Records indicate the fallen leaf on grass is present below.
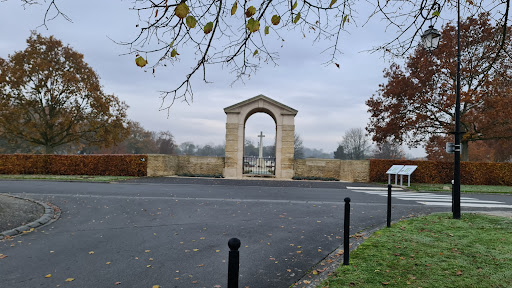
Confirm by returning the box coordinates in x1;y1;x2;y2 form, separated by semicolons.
456;270;463;276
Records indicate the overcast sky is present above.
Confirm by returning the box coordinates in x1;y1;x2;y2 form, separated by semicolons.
1;1;428;157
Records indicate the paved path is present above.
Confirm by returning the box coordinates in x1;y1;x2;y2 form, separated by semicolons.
1;178;510;288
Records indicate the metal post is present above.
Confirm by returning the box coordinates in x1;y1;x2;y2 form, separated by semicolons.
453;0;462;219
343;197;351;265
451;179;454;213
228;238;241;288
387;184;392;228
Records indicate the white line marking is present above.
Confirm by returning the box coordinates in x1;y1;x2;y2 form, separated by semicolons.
397;198;503;203
14;193;346;205
347;187;403;191
418;202;512;208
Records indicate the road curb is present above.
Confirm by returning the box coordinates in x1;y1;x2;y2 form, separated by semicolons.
0;194;61;240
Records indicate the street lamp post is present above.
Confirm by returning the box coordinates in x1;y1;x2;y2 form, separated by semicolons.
453;0;462;219
420;0;461;219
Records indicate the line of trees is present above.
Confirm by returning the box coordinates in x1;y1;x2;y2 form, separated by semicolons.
333;128;405;160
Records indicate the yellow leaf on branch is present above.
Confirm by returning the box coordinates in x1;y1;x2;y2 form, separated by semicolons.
231;2;237;15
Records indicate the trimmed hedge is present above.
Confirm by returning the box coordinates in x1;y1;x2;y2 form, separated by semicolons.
0;154;147;176
370;159;512;186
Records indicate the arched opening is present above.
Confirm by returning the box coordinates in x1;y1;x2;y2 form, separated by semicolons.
243;110;277;176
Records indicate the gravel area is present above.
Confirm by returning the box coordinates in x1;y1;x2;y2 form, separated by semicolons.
0;194;44;232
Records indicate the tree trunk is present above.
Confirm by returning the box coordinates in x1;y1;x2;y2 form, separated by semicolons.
45;145;54;154
461;141;469;161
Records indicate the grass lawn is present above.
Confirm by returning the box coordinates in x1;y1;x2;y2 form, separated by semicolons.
0;174;137;182
321;213;512;288
407;183;512;194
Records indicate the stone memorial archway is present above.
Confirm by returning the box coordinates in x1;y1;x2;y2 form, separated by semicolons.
223;95;298;179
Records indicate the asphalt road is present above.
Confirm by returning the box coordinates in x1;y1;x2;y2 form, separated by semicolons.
1;178;511;288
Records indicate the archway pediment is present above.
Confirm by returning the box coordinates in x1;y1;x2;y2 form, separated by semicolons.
224;94;298;116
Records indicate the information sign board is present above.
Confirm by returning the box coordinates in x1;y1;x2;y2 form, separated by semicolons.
386;165;404;185
386;165;404;174
397;165;418;187
398;165;417;176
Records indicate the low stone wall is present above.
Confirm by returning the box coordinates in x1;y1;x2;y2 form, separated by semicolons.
147;155;224;177
147;154;370;182
294;159;370;182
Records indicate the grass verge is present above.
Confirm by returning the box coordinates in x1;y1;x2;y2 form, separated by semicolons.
0;174;137;182
407;183;512;194
321;213;512;288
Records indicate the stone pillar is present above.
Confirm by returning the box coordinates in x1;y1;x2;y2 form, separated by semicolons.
279;116;295;178
224;114;240;178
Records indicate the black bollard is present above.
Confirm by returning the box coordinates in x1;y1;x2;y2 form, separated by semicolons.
228;238;241;288
387;184;392;228
343;197;351;265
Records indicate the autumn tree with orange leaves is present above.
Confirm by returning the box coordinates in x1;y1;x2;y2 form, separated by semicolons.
0;33;130;154
366;14;512;162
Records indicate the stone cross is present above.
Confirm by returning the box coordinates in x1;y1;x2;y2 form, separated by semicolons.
257;131;265;159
